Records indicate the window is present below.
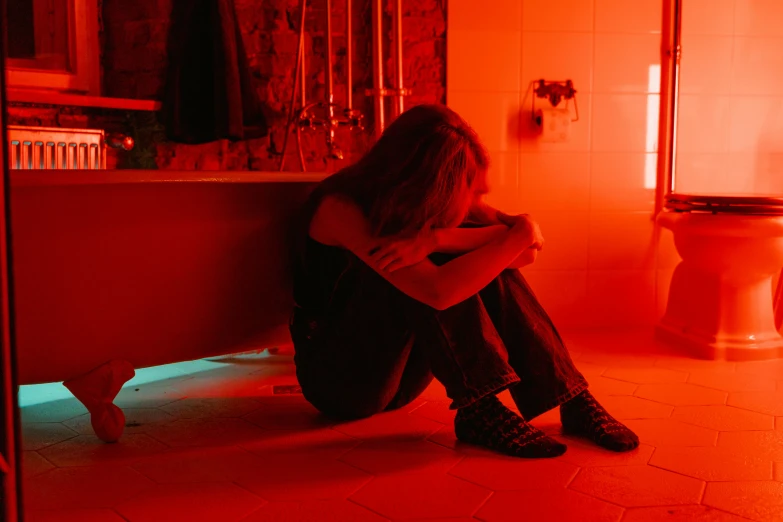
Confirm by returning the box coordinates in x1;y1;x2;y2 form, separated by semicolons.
5;0;100;95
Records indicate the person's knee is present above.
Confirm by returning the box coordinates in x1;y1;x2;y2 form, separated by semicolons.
302;386;389;421
327;397;388;421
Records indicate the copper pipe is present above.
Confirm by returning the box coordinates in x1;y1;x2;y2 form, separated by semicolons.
345;0;353;111
300;46;306;110
325;0;335;120
392;0;404;119
300;2;307;110
654;0;681;218
279;0;308;172
371;0;385;138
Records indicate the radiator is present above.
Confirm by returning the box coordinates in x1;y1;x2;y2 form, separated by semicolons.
7;125;106;170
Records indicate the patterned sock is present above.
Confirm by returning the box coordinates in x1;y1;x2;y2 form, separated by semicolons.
560;389;639;452
454;394;566;458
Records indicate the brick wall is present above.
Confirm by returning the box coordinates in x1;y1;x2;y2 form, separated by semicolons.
7;0;446;170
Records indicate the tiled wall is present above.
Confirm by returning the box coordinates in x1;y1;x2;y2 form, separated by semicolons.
676;0;783;196
447;0;678;328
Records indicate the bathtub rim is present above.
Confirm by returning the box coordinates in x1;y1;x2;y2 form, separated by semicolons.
10;170;330;187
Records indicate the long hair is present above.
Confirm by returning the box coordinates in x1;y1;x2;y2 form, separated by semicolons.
303;104;489;239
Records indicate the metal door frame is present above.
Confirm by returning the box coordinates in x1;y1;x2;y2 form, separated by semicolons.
0;0;25;517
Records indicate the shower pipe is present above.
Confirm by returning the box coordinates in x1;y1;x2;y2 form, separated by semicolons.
368;0;409;137
654;0;682;218
279;0;408;171
278;0;308;172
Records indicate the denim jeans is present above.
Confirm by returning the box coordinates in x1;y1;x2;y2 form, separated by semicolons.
290;251;589;421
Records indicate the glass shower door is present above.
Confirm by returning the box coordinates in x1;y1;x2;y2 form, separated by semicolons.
673;1;783;198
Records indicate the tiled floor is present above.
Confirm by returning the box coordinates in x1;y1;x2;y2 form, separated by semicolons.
19;330;783;521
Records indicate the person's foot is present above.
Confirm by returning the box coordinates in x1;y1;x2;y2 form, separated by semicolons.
455;394;566;458
560;389;639;452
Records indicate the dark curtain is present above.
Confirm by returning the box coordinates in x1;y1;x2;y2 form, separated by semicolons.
163;0;268;144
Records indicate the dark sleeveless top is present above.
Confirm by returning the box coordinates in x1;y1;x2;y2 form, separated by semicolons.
292;236;353;314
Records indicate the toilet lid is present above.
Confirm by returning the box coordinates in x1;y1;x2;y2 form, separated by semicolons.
665;193;783;215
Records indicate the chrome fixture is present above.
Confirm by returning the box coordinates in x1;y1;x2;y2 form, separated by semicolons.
366;0;410;138
279;0;365;172
279;0;409;171
531;79;580;123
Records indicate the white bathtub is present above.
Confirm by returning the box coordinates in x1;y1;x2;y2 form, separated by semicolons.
11;170;325;386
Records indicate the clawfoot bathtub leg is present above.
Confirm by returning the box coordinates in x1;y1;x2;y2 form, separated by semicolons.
62;360;136;443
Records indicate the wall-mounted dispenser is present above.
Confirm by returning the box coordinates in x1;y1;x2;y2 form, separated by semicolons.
531;79;579;143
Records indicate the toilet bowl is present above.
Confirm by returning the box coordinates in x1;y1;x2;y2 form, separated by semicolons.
657;193;783;361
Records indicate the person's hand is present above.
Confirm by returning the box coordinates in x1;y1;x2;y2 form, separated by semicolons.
369;231;437;272
509;214;544;251
508;244;539;269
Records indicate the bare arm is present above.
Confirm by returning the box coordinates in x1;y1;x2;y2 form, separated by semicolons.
312;195;536;310
433;225;539;269
432;225;509;254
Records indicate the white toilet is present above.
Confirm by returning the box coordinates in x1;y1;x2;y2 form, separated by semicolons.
657;193;783;361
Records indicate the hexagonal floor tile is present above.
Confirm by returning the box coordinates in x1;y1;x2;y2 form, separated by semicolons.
586;376;638;396
672;405;774;431
234;457;373;501
24;466;154;510
649;446;772;481
144;417;267;447
21;398;88;423
25;508;127;522
592;396;673;420
602;367;688;385
474;489;624;522
734;359;783;380
38;434;169;468
114;384;185;409
633;383;727;406
239;500;389;522
171;372;272;399
569;465;704;507
621;505;751;522
727;391;783;417
130;446;268;483
426;426;495;457
242;396;336;431
528;407;565;436
418;380;449;401
558;439;655;467
409;400;455;425
63;408;176;436
22;422;79;451
653;356;736;373
703;481;783;521
349;472;491;519
331;409;443;440
115;482;265;522
448;455;578;491
716;430;783;461
240;427;361;461
621;418;718;447
160;397;263;419
687;368;776;392
574;362;610;377
23;451;55;479
339;438;462;475
577;353;654;369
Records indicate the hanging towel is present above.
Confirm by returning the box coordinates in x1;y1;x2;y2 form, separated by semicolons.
163;0;268;144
